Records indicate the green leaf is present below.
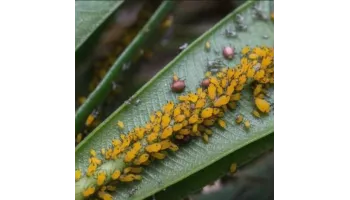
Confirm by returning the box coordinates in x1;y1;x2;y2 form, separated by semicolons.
75;0;124;51
75;1;273;200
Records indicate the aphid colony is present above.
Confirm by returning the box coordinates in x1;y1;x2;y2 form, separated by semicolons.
76;45;274;200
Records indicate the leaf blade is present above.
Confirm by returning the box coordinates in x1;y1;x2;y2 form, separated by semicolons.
75;1;124;51
75;1;273;200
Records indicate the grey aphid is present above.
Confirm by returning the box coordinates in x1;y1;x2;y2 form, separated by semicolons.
122;62;131;71
112;81;118;90
225;28;237;38
235;14;244;23
134;99;141;105
179;43;188;51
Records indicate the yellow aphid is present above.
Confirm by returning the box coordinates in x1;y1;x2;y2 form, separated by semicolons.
175;114;186;123
119;174;135;182
134;175;142;180
178;95;189;101
221;78;228;88
205;71;212;77
160;139;172;150
156;111;163;118
227;68;235;79
83;186;95;197
214;95;230;107
175;134;184;139
208;83;216;100
255;98;270;113
145;143;162;153
252;110;260;118
203;119;215;126
106;185;117;192
234;69;242;79
235;115;243;124
75;169;81;181
271;12;274;21
228;102;237;109
241;46;250;55
145;123;152;131
257;93;265;99
173;106;182;117
179;129;191;135
111;170;121;180
235;84;244;91
197;87;203;95
147;132;158;143
191;124;197;133
78;96;86;105
253;47;266;57
134;153;149;165
226;83;235;96
196;98;206;108
124;150;137;162
163;101;174;114
182;120;189;127
101;148;106;155
218;111;225;118
247;68;255;78
201;107;213;119
153;124;161;133
213;108;221;115
161;114;171;129
221;67;228;73
169;143;179;151
161;126;173;139
141;160;151;166
205;41;210;50
249;53;258;59
254;69;265;80
261;57;272;69
210;77;220;86
204;129;213;135
135;128;145;139
244;120;250;129
230;163;237;173
189;114;199;124
85;114;95;127
188;93;199;103
89;157;102;165
97;172;106;186
216;72;224;78
254;84;262;96
90;149;97;157
128;167;143;174
217;86;224;96
202;133;209;143
173;73;179;82
230;93;241;101
217;119;226;128
76;133;83;143
150;113;156;122
173;123;183;131
117;120;124;129
152;152;167;160
98;192;113;200
105;149;112;160
184;108;191;117
132;141;142;152
239;75;247;85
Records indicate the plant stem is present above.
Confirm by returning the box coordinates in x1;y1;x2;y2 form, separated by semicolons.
75;1;177;133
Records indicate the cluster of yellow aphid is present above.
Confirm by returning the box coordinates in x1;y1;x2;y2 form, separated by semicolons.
75;45;273;200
